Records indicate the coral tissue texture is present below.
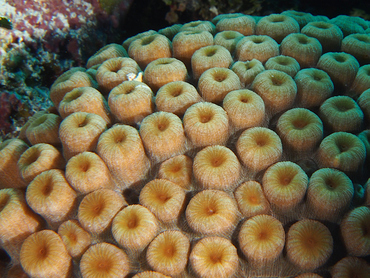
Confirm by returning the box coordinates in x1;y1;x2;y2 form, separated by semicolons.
1;10;370;278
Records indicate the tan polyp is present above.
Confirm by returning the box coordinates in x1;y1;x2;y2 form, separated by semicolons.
128;33;172;69
97;124;150;189
183;102;229;147
139;179;186;223
26;113;62;146
216;14;256;35
252;69;297;115
223;89;265;130
139;111;186;162
96;57;141;93
20;230;72;278
155;81;201;117
198;67;241;104
280;33;322;68
59;86;111;124
236;35;279;63
256;14;300;43
17;143;65;183
26;169;77;229
0;139;28;189
231;59;265;87
86;43;128;68
59;112;108;160
65;151;114;194
143;57;188;92
108;81;154;125
78;189;127;234
191;45;233;80
172;30;214;67
0;188;42;263
50;68;96;108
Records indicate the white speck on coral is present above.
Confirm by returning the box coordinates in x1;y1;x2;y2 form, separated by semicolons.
127;72;136;81
127;72;144;82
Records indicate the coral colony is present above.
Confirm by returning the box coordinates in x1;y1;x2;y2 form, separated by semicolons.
1;6;370;278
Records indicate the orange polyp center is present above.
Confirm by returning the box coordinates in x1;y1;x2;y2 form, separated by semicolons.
210;155;225;167
199;111;213;123
97;260;112;273
210;252;223;264
114;133;126;144
293;119;308;130
42;181;53;196
304;235;317;249
248;195;259;205
109;63;121;73
127;215;138;229
205;206;216;216
125;86;136;95
280;175;293;186
169;163;182;173
159;60;172;65
157;119;169;132
258;230;268;241
68;232;78;243
171;88;183;97
255;137;267;147
79;160;90;172
214;72;227;82
240;95;250;103
92;202;104;216
38;245;48;259
164;245;175;257
157;193;170;203
78;117;89;128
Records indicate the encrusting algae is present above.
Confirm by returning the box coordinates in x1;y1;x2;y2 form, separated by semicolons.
1;9;370;278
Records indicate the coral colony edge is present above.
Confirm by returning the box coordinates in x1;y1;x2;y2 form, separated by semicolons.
1;9;370;278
